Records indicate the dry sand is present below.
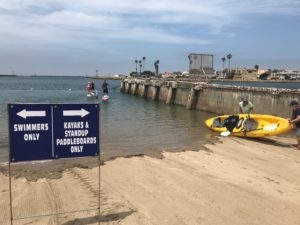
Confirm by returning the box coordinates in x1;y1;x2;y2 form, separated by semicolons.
0;136;300;225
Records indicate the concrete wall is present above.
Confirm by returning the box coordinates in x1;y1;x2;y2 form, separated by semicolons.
138;84;143;96
147;86;155;98
174;88;189;106
158;86;169;101
195;85;299;117
121;79;300;118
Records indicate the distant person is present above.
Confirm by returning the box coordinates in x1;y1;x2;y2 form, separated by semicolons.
289;100;300;150
87;81;95;93
239;98;253;114
102;80;109;95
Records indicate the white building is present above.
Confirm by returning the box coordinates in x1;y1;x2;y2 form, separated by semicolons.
272;70;300;80
188;53;214;76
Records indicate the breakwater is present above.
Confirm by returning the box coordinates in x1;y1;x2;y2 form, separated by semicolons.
121;78;300;118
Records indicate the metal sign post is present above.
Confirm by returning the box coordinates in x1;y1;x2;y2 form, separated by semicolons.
98;147;101;225
8;161;13;225
7;103;100;224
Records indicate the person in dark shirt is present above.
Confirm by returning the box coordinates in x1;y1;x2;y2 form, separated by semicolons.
102;80;109;95
86;81;95;93
289;100;300;149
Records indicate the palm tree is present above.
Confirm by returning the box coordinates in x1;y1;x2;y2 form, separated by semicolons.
226;54;232;76
134;60;138;74
139;60;142;75
154;60;159;77
254;64;259;71
96;69;98;77
142;56;146;72
221;57;226;72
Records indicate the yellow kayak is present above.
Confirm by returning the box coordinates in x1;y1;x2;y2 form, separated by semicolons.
205;114;292;137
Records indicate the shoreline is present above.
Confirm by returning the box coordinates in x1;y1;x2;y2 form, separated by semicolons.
0;134;295;180
0;141;209;167
0;136;219;181
3;75;300;83
0;136;300;224
210;79;300;83
121;76;300;84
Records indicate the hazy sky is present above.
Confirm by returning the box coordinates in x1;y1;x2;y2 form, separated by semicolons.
0;0;299;76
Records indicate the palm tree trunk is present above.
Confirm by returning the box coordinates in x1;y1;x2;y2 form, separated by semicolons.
228;60;231;77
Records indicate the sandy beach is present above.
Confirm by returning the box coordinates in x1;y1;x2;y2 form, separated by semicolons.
0;136;300;225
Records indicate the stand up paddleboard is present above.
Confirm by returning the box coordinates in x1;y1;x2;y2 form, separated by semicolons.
102;95;110;101
86;90;98;98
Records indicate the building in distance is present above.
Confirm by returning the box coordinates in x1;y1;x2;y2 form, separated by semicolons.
188;53;214;76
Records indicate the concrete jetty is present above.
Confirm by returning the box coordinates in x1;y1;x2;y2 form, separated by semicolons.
121;78;300;118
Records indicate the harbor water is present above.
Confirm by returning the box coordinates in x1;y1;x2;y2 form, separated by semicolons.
0;76;214;162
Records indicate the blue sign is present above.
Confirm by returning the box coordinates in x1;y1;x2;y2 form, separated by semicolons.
53;104;99;159
8;104;100;163
8;104;53;162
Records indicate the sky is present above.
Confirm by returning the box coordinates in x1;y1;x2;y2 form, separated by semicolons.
0;0;299;76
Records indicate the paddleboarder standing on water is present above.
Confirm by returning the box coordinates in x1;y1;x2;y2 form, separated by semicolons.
102;80;109;95
239;97;254;114
289;100;300;150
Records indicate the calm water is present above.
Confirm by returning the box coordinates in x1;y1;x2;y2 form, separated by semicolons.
212;81;300;89
0;76;214;162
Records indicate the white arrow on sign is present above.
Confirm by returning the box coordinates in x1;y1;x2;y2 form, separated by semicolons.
63;108;90;118
17;109;46;119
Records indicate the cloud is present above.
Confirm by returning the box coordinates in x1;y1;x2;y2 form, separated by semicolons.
0;0;299;47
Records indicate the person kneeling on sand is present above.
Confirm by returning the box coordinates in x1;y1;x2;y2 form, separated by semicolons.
289;100;300;150
239;98;253;114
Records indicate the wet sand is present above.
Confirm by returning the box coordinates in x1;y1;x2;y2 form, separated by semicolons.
0;136;300;225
